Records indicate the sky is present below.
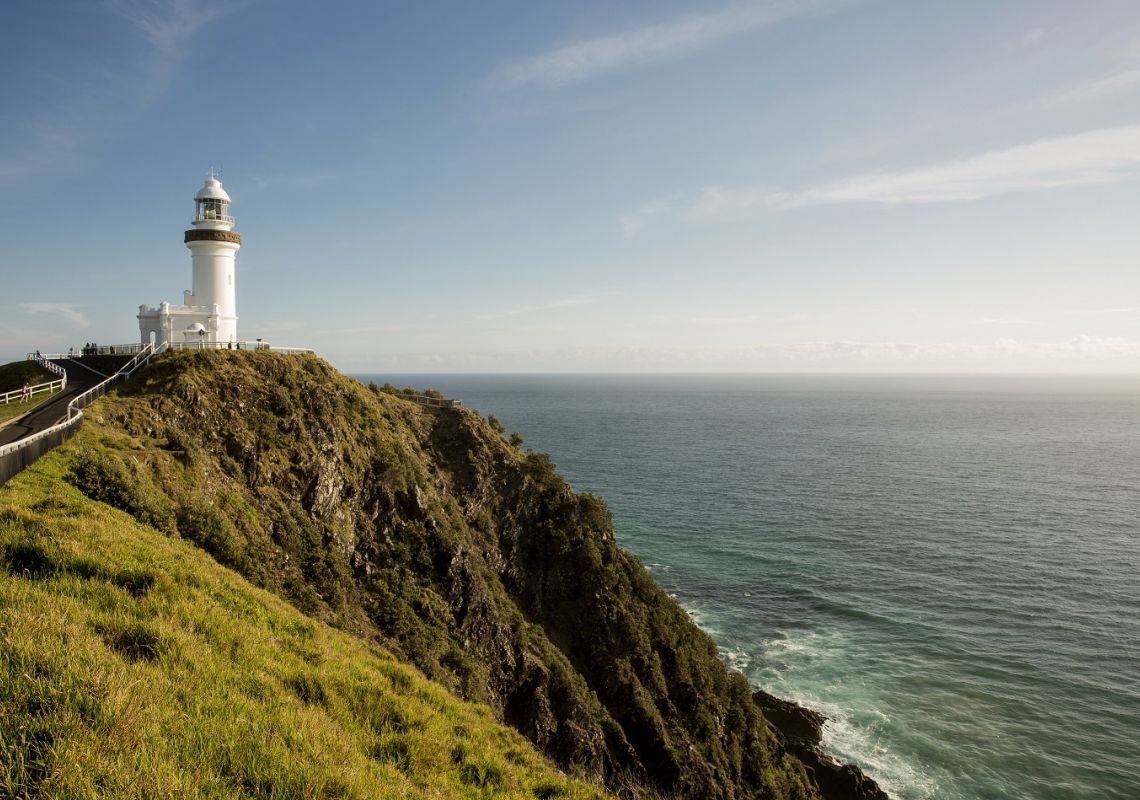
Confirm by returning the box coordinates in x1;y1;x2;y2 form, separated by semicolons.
2;0;1140;373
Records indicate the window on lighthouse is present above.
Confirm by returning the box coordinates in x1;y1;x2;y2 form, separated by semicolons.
196;199;230;222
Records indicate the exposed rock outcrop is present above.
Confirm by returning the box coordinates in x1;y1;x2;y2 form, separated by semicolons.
754;691;889;800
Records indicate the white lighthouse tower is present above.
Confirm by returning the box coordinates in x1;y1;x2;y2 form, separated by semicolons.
138;171;242;346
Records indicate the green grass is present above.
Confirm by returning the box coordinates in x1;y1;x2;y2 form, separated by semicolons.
0;360;56;395
0;396;50;426
0;457;610;799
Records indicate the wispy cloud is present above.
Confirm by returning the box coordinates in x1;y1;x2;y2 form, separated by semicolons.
475;296;596;322
974;317;1030;325
2;2;232;186
623;123;1140;232
106;0;231;56
491;0;837;89
21;302;89;327
1029;66;1140;110
620;193;684;238
787;124;1140;206
691;314;765;326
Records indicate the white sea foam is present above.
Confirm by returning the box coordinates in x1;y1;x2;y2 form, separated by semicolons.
718;646;753;672
754;631;941;800
821;711;942;800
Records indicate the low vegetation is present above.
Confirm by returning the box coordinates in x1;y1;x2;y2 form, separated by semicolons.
1;350;821;799
0;460;608;799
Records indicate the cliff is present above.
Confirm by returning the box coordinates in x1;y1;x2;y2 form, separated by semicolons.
3;351;880;798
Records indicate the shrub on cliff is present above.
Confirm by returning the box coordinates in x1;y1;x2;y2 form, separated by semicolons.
68;450;176;533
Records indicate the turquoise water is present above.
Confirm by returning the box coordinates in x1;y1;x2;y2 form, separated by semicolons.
361;374;1140;799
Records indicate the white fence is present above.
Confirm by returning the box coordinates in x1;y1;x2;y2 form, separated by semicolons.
160;340;313;353
31;341;316;358
30;343;148;359
0;344;156;486
1;379;65;406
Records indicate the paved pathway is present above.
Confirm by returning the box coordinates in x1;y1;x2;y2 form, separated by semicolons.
0;360;103;447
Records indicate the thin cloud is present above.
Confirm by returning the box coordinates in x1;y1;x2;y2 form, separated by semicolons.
475;296;596;322
1029;66;1140;110
3;2;232;186
106;0;231;55
623;123;1140;232
620;193;684;238
21;302;89;327
691;314;764;326
786;124;1140;206
975;318;1030;325
491;0;837;89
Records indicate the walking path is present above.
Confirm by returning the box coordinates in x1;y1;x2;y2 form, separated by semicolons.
0;360;103;447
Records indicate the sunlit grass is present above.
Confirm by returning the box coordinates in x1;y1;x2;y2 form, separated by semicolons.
0;458;609;799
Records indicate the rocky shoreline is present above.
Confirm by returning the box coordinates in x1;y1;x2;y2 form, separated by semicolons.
753;690;891;800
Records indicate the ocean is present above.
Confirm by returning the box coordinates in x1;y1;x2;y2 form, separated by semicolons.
358;374;1140;800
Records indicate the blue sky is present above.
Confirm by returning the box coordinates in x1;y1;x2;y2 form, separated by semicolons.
3;0;1140;372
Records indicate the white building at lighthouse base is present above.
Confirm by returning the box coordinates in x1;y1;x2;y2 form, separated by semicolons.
137;299;232;347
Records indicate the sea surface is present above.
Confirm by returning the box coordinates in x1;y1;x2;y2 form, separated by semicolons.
359;374;1140;800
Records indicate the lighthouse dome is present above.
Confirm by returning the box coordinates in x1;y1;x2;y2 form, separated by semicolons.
195;177;231;202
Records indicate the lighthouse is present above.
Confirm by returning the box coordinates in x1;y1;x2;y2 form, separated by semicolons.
138;172;242;346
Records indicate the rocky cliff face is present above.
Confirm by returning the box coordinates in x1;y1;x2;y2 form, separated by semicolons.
68;351;875;799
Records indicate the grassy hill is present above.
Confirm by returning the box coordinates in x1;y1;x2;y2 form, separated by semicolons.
0;457;609;799
1;351;824;799
0;361;56;395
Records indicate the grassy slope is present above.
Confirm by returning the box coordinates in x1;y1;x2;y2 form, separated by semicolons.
0;458;609;799
5;351;819;800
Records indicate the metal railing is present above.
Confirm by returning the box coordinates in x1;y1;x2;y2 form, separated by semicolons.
159;340;315;353
121;341;169;378
31;343;148;359
376;387;464;409
31;341;315;358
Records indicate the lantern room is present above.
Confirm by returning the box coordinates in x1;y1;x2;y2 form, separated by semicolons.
193;173;233;228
